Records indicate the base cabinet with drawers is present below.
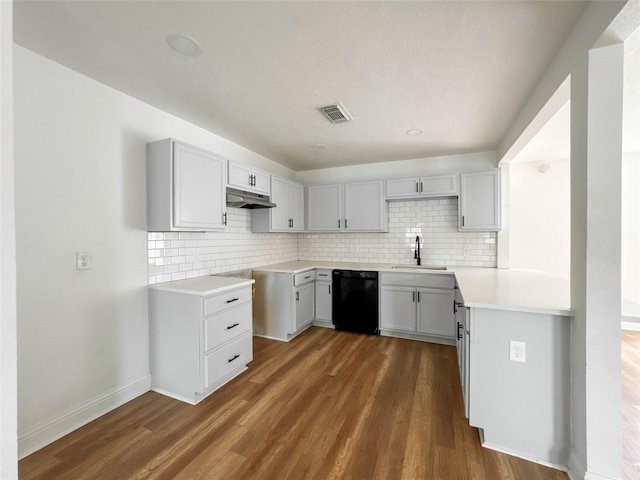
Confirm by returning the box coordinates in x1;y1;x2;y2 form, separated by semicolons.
149;281;254;404
379;272;456;344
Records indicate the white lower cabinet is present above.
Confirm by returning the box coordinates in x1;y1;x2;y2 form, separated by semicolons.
314;269;333;327
149;283;253;404
295;282;315;331
454;288;470;418
379;272;455;343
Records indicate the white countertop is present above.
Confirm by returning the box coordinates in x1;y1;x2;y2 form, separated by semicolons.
149;275;255;296
253;261;571;316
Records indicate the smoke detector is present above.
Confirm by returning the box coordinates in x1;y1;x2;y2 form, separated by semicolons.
318;102;353;124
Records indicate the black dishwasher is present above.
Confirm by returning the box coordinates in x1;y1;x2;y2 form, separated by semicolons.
332;270;379;335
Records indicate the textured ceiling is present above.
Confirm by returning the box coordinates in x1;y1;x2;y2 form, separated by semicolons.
13;1;590;171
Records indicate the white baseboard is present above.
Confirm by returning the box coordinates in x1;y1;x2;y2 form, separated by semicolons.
621;317;640;331
18;374;151;459
481;440;567;472
567;452;587;480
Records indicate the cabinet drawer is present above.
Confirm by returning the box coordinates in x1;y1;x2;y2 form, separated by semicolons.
203;286;252;317
294;270;316;286
204;332;253;390
204;302;252;352
380;272;455;289
315;269;332;280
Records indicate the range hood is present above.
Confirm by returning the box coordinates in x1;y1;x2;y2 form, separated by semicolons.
226;187;276;209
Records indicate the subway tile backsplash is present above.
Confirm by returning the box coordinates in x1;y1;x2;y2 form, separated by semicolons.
148;199;496;284
298;199;497;267
147;209;298;285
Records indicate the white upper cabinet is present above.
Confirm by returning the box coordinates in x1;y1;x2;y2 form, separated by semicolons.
386;174;458;199
306;184;343;231
306;180;387;232
458;169;501;231
227;160;270;195
252;176;305;232
147;139;226;232
343;180;387;231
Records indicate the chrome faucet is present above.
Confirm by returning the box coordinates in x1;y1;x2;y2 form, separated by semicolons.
414;235;421;266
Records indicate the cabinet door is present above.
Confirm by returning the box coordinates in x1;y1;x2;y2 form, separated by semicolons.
306;184;342;231
344;180;386;231
295;283;315;332
459;170;501;231
315;281;332;322
380;286;416;332
227;161;252;190
173;142;225;230
416;288;455;338
270;176;291;231
289;182;305;231
386;177;420;198
252;169;271;195
420;174;459;197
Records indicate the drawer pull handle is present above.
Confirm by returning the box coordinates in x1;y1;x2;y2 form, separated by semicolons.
228;354;240;363
457;322;463;340
225;298;239;304
304;275;311;279
226;323;240;330
319;274;328;277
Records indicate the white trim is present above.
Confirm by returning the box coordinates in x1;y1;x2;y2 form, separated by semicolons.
567;452;587;480
622;317;640;331
481;440;567;472
18;374;151;459
252;333;289;342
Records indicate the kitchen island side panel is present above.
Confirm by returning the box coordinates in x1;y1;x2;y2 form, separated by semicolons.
252;271;293;341
469;307;570;466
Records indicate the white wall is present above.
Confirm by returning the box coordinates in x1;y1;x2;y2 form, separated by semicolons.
0;1;18;478
497;2;630;477
509;159;570;280
297;151;496;184
13;45;297;458
622;152;640;317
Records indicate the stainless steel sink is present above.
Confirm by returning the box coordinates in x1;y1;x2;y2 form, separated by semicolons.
391;265;447;271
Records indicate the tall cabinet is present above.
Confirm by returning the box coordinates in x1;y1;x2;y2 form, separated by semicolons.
147;138;226;231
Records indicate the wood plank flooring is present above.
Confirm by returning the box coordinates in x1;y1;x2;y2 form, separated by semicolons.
20;327;569;479
623;329;640;480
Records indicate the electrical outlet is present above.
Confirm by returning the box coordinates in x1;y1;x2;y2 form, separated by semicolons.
76;252;93;271
509;340;526;363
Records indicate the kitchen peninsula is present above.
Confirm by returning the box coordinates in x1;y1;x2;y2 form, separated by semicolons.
253;260;572;469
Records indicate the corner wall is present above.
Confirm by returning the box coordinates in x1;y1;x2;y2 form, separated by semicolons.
13;45;297;458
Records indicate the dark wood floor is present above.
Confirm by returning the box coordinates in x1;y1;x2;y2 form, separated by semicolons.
623;329;640;480
20;327;569;479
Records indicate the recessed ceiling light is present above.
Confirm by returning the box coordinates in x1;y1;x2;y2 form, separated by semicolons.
406;129;424;136
311;144;327;151
166;33;202;57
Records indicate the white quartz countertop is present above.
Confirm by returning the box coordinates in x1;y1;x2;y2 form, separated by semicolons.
149;275;255;296
253;261;571;316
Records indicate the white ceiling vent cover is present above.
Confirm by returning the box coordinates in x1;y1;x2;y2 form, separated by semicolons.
319;102;353;124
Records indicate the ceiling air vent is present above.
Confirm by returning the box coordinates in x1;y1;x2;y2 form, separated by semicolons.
319;102;353;124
